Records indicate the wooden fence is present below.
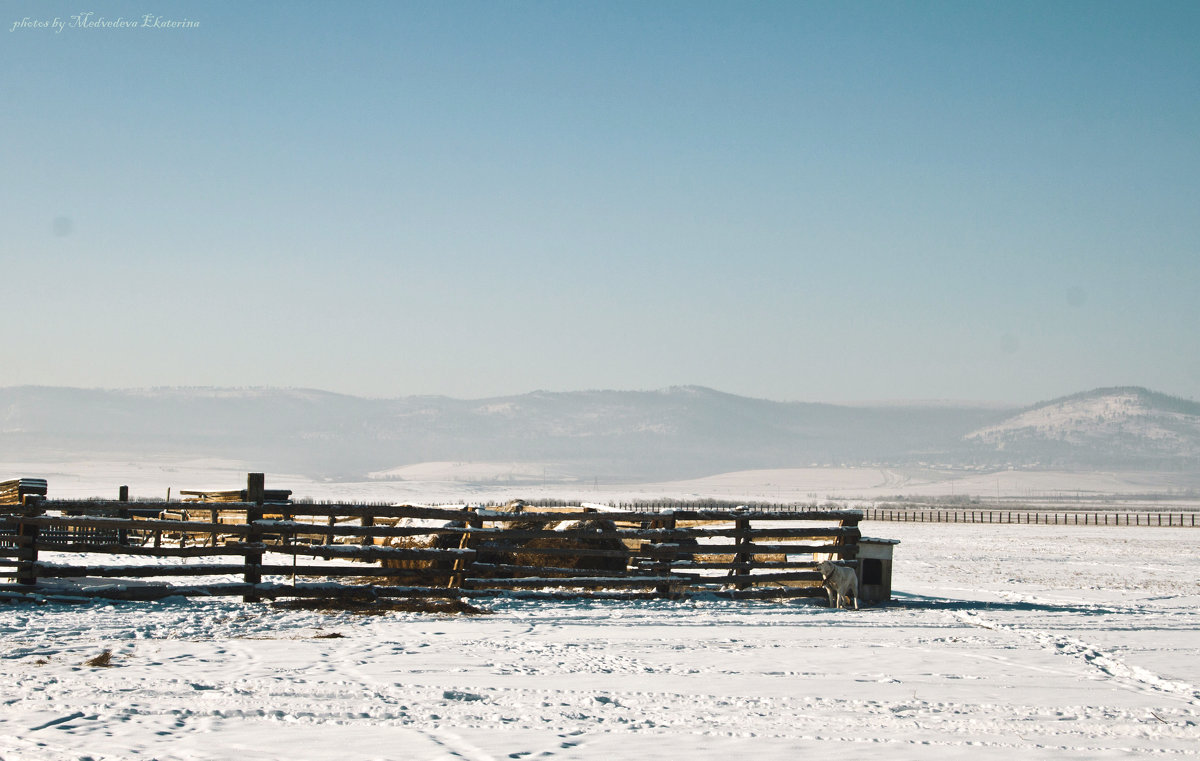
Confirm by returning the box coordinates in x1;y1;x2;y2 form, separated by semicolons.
0;474;861;603
863;506;1198;527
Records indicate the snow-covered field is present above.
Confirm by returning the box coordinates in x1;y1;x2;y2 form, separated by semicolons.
2;520;1198;759
5;458;1200;506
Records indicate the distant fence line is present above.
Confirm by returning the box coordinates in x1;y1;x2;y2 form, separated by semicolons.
863;507;1198;527
453;501;1199;528
0;474;864;604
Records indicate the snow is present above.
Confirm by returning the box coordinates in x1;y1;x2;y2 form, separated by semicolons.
367;461;562;484
2;521;1198;759
8;458;1200;506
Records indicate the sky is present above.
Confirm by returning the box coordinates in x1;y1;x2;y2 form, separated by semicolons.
2;0;1198;405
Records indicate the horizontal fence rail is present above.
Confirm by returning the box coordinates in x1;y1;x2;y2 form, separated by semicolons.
863;507;1198;527
0;474;865;603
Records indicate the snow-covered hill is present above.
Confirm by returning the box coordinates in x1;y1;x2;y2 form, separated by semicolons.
964;387;1200;466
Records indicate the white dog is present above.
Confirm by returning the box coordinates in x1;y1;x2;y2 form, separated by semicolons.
817;560;859;610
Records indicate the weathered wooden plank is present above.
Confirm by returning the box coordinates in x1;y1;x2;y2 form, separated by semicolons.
684;526;861;539
18;507;863;538
0;579;828;603
256;521;471;539
463;562;644;578
710;586;827;599
31;563;404;579
179;488;291;503
39;543;249;557
386;525;863;542
33;564;247;578
29;539;475;562
0;514;258;536
472;542;633;559
273;565;430;577
0;581;667;602
667;571;823;583
473;508;864;523
259;503;474;521
461;576;672;589
243;543;476;562
652;560;824;570
643;542;857;556
1;514;461;543
34;500;475;523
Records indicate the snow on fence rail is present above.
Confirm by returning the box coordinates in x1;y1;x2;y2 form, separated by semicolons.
0;474;861;603
863;506;1198;527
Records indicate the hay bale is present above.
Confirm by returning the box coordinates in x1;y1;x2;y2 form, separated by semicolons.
378;517;465;586
477;518;629;577
379;503;632;584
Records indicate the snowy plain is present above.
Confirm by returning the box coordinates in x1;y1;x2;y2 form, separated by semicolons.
1;466;1198;759
6;458;1200;506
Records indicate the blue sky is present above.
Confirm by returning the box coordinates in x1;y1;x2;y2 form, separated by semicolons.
2;1;1197;404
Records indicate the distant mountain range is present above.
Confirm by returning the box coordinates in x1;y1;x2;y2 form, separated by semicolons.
1;385;1197;481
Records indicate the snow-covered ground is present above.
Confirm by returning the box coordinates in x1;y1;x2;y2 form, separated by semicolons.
5;458;1200;506
2;520;1198;759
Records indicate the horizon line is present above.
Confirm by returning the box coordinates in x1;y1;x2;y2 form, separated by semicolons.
1;382;1186;409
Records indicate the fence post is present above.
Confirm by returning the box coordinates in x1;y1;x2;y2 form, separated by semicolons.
16;494;43;586
448;511;481;589
732;516;751;591
243;473;265;602
655;515;678;598
117;485;130;546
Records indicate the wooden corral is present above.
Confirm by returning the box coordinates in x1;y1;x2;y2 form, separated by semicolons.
0;474;868;604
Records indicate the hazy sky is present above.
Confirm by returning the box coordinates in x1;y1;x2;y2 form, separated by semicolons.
3;1;1197;404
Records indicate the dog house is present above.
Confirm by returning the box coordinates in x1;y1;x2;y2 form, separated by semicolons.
856;537;899;603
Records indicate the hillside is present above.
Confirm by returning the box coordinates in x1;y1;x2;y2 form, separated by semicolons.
963;387;1200;468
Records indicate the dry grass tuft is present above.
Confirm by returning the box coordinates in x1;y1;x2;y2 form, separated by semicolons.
313;631;346;639
85;650;113;667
